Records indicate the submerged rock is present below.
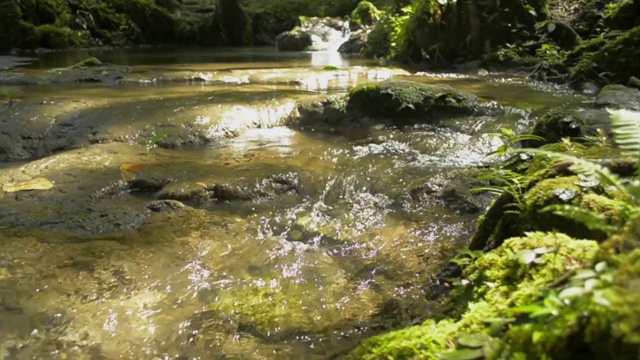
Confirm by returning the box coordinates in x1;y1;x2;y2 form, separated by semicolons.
47;61;131;83
408;168;495;215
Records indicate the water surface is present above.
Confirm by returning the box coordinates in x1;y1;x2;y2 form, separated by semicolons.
0;48;587;359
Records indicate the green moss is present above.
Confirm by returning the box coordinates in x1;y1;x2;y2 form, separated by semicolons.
518;176;605;239
347;80;477;123
351;232;599;359
69;57;103;68
351;1;380;26
529;109;584;145
569;26;640;84
209;256;376;338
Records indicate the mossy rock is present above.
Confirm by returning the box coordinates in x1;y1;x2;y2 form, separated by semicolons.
595;84;640;111
275;27;312;51
208;256;378;339
351;1;380;26
350;232;599;359
528;108;612;146
571;26;640;84
68;57;103;68
347;80;479;124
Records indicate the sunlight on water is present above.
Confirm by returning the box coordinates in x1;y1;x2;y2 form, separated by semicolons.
0;47;587;359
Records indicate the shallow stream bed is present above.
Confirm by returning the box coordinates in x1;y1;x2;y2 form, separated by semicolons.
0;48;587;359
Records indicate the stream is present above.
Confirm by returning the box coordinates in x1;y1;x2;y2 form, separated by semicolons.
0;47;587;359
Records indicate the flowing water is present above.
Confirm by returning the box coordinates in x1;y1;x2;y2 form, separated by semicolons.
0;48;587;359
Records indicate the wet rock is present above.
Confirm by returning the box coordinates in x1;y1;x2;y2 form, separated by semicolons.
275;27;312;51
581;81;600;95
212;183;252;201
47;61;130;83
213;172;300;202
347;80;480;124
156;182;207;202
628;76;640;90
146;199;189;212
130;178;171;193
528;107;611;146
408;169;495;215
338;30;367;54
595;84;640;110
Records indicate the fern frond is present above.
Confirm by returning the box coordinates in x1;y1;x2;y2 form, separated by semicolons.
515;149;631;200
609;108;640;161
543;204;619;235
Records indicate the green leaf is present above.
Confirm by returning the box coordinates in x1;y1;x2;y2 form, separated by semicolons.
438;348;485;360
571;269;597;281
509;304;544;314
559;286;586;299
584;278;599;291
595;261;608;273
608;108;640;162
543;204;619;235
593;290;612;307
531;307;557;318
547;22;556;33
532;331;544;344
457;333;490;348
512;249;537;265
534;247;553;255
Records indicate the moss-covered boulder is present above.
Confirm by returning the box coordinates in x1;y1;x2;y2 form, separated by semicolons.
350;232;600;359
351;1;380;27
275;27;313;51
347;80;479;123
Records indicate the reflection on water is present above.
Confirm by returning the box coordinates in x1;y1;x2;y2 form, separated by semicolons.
0;47;586;359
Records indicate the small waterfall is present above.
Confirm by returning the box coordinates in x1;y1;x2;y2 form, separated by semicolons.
300;17;351;52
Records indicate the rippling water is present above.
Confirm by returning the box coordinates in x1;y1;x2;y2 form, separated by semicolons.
0;48;587;359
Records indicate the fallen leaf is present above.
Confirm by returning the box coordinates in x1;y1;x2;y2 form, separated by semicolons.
2;177;54;192
120;163;145;181
121;163;145;172
120;169;137;181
